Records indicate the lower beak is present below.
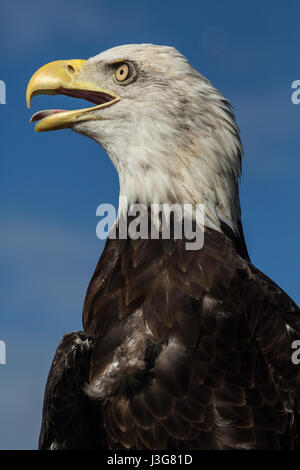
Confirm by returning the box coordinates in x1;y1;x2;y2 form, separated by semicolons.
26;59;120;132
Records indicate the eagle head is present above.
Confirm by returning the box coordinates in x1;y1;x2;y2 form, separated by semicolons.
27;44;243;234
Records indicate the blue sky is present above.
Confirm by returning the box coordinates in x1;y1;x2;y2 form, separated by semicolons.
0;0;299;449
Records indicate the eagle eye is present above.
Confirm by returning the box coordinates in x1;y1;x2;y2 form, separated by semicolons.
114;62;135;84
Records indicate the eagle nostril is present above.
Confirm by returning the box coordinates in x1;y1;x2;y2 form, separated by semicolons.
67;64;75;73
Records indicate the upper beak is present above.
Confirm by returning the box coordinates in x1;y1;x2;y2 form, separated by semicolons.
26;59;120;132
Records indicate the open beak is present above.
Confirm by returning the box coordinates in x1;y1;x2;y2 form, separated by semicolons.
26;59;120;132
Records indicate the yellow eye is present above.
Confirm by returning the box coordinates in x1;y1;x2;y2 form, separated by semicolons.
115;63;130;82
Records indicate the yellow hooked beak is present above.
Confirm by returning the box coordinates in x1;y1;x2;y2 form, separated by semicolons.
26;59;120;132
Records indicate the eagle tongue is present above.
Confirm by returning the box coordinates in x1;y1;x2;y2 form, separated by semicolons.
30;109;65;123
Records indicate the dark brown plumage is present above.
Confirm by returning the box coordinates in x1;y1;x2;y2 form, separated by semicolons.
39;219;300;450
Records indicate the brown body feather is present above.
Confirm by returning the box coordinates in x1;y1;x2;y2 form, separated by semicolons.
39;223;300;450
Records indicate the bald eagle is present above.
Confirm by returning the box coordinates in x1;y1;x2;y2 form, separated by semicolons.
27;44;300;450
